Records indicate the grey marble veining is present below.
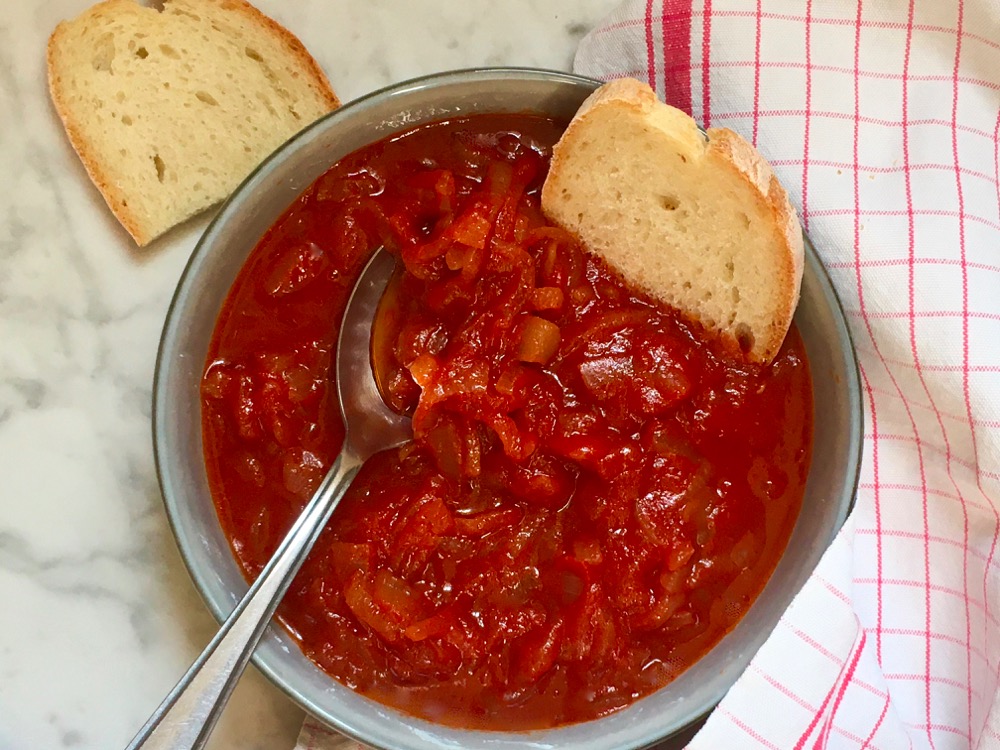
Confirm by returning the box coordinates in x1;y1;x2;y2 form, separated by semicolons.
0;1;618;749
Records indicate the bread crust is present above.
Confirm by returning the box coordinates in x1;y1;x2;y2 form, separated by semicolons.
210;0;340;111
542;78;804;363
48;4;148;243
571;76;658;119
46;0;339;246
705;127;804;361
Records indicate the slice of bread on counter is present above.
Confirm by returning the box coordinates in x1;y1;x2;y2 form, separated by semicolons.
541;78;803;364
47;0;340;246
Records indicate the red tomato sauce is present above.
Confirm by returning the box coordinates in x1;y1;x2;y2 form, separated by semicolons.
201;114;813;729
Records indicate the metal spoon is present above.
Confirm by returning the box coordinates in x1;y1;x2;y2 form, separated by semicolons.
126;248;411;750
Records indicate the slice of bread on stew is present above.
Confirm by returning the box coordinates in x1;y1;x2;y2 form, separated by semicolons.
541;78;803;364
47;0;340;246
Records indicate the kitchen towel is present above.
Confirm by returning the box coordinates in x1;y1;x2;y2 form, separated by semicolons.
298;1;1000;747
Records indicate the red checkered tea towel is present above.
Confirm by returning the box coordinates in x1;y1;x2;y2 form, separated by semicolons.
574;0;1000;748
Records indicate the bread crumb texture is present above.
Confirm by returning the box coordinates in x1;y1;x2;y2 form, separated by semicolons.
47;0;339;245
542;78;803;363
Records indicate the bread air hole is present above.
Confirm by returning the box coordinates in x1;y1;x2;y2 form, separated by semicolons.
153;154;165;183
135;46;148;59
658;195;679;211
245;47;264;62
256;92;278;117
724;261;734;281
121;114;133;126
92;33;115;71
159;44;180;60
196;91;219;106
735;323;754;354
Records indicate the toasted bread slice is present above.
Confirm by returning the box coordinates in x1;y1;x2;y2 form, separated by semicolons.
47;0;340;246
541;78;803;363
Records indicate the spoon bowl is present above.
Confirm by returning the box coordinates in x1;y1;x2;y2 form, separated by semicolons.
337;249;412;461
128;248;409;750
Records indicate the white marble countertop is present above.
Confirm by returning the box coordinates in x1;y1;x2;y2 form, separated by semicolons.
0;2;618;748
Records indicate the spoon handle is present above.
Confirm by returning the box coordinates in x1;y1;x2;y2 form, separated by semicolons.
125;450;362;750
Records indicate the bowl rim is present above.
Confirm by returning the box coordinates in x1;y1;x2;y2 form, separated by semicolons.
152;66;864;749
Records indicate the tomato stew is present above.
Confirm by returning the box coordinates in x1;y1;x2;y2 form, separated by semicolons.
201;114;813;729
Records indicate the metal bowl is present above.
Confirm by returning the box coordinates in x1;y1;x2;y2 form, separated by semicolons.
153;68;862;750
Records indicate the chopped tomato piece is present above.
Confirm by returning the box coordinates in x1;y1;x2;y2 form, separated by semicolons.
344;572;401;642
509;619;563;687
405;608;457;642
454;508;522;536
264;242;329;297
530;286;564;311
516;316;561;365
